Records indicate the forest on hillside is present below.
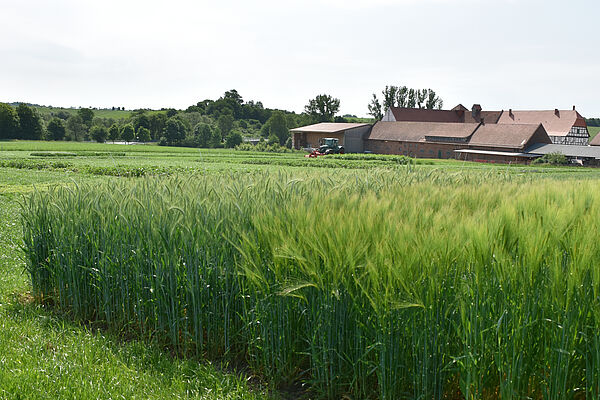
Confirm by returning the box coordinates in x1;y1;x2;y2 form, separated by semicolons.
0;90;368;150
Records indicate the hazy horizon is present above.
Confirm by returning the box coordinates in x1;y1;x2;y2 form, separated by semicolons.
2;0;599;117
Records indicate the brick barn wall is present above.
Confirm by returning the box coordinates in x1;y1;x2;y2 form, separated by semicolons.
459;153;533;164
364;140;465;159
365;140;533;164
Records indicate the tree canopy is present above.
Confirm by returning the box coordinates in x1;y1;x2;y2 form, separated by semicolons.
46;118;66;141
16;104;44;140
305;94;340;123
0;103;20;139
121;124;135;143
368;86;444;119
90;125;108;143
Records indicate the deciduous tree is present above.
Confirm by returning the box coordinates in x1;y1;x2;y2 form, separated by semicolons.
225;130;243;148
16;104;44;140
217;113;234;139
90;125;108;143
47;118;66;141
305;94;340;122
121;123;135;143
266;111;289;145
108;124;120;142
66;115;86;141
0;103;20;139
137;127;151;142
193;123;216;148
367;94;383;120
77;108;94;129
163;117;186;145
368;85;444;119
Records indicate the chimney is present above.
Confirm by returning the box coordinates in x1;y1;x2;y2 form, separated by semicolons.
555;109;560;117
573;105;576;111
472;104;482;121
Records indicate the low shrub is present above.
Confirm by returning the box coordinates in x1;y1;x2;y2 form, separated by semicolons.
30;152;77;157
531;152;569;165
236;142;295;153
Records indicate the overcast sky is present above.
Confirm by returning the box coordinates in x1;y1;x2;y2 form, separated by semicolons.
1;0;599;117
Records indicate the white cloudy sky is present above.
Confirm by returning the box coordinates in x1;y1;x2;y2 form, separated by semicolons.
1;0;599;117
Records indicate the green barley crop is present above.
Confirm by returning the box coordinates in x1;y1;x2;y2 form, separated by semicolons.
21;168;600;399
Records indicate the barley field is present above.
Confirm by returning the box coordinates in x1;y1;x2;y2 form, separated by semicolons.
19;159;600;399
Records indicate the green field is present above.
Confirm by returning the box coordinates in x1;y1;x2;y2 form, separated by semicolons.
4;141;600;399
589;126;600;140
31;105;135;120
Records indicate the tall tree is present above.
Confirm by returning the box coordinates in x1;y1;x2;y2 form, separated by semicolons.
425;89;444;110
407;89;417;108
396;86;409;108
90;125;108;143
77;108;94;128
217;113;234;139
66;115;86;141
382;86;398;111
267;111;289;145
367;94;383;120
193;123;216;148
0;103;20;139
305;94;340;122
133;113;150;132
46;118;66;141
148;113;167;140
16;104;44;139
163;117;186;145
223;89;243;105
137;127;151;142
368;85;445;120
416;89;427;109
225;130;243;148
121;123;135;143
108;124;120;142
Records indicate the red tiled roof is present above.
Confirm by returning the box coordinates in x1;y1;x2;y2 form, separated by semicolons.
497;110;586;137
469;123;551;150
389;107;464;123
368;121;479;142
590;133;600;146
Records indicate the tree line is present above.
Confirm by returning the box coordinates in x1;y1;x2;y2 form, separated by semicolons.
0;86;446;147
368;86;443;120
0;91;346;148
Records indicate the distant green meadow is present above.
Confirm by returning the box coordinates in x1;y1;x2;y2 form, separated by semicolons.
4;141;600;399
32;105;135;119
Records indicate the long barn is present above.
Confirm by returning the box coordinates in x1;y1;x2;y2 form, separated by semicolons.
290;104;594;164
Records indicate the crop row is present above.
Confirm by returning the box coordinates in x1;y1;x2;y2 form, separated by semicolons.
21;170;600;399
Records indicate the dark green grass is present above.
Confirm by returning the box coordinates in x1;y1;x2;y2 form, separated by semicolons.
0;180;271;400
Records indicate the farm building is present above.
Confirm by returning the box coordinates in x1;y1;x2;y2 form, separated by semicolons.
364;121;550;163
384;104;589;145
496;108;589;146
588;132;600;146
290;105;593;164
527;143;600;166
383;104;502;124
290;122;371;153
